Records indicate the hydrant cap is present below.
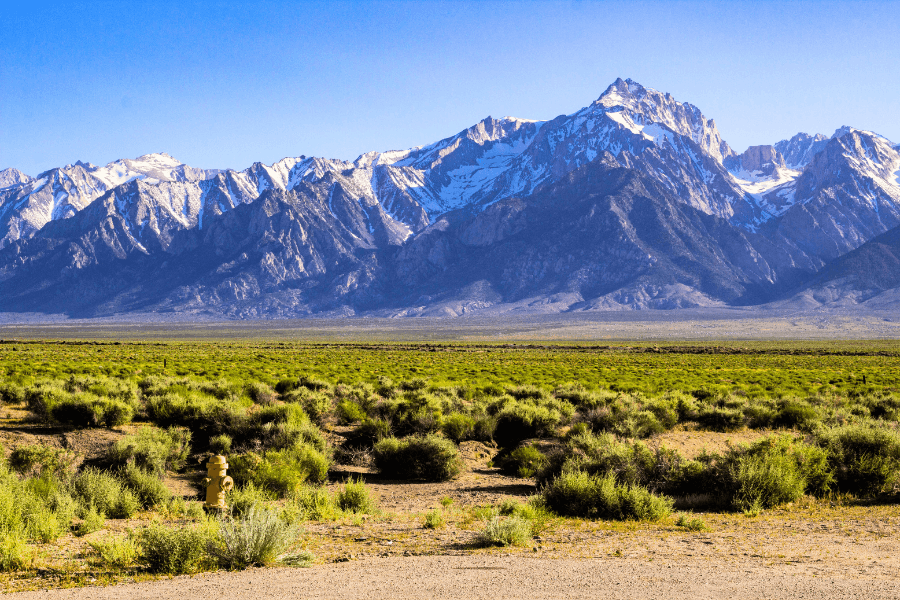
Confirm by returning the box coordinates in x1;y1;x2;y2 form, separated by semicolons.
207;455;228;465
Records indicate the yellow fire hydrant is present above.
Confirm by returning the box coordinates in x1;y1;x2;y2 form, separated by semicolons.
202;455;234;511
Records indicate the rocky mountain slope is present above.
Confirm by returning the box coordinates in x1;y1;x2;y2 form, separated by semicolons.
779;224;900;309
2;79;899;317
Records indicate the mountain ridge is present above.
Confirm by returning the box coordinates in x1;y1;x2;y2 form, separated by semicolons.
2;79;899;318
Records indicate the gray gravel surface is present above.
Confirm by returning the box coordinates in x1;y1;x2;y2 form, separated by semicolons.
10;556;900;600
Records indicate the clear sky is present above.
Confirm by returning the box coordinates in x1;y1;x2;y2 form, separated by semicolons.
2;0;898;176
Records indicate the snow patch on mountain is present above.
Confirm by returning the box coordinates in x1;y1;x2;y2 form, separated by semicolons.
0;168;32;189
731;167;800;196
587;78;735;163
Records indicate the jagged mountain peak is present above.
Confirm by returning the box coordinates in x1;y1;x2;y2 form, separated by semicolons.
831;126;896;148
133;151;182;165
588;78;734;163
774;132;829;169
463;115;542;144
807;128;900;188
595;78;668;109
354;114;543;171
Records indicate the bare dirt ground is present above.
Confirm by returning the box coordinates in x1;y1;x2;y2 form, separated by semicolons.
9;555;900;600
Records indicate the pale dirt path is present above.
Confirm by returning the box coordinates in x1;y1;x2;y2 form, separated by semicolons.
10;556;900;600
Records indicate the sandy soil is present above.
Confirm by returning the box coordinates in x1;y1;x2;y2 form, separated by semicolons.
9;555;900;600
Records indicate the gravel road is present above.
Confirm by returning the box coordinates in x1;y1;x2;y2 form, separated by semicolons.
11;555;900;600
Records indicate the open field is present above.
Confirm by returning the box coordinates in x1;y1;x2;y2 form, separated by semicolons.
2;338;900;397
1;330;900;596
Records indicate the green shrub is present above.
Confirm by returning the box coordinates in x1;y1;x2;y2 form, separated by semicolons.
209;434;233;456
64;375;139;406
335;477;375;514
210;504;296;570
373;434;462;481
727;452;805;511
144;390;223;431
497;498;553;535
582;394;678;439
280;550;315;567
31;385;136;428
26;476;78;532
284;485;337;522
283;388;332;425
442;413;475;443
75;504;106;537
0;479;24;537
98;399;135;427
538;431;712;499
775;399;821;431
293;420;329;454
400;378;429;392
479;516;531;547
111;489;141;519
24;502;64;543
542;470;673;521
537;432;654;488
697;404;746;432
507;385;549;401
0;382;26;405
0;530;28;572
72;468;139;519
298;376;331;393
493;400;570;448
275;378;300;395
89;535;139;569
553;383;610;408
49;393;103;428
864;393;900;421
818;425;900;496
231;443;330;497
705;435;833;510
227;483;275;518
496;445;546;478
24;382;63;417
109;426;192;475
344;418;391;449
472;416;497;442
119;463;172;509
336;400;366;424
246;382;277;405
423;509;445;529
9;444;78;481
138;522;210;575
675;513;708;531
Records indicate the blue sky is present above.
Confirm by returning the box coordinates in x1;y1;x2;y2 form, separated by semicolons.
2;0;898;175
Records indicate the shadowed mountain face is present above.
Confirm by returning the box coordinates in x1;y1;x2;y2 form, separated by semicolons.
388;159;788;314
780;224;900;309
0;160;803;317
1;79;899;317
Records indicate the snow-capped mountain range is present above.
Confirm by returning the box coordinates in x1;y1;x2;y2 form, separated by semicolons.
2;78;899;317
